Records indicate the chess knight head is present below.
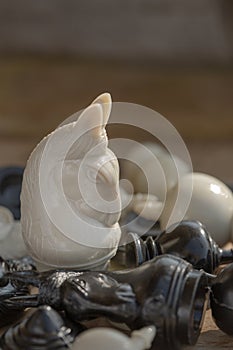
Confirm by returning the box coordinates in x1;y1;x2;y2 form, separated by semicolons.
21;93;121;270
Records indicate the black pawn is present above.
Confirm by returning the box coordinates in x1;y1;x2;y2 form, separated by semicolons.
126;220;233;273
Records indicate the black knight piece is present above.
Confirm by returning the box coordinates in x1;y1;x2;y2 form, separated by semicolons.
125;221;233;273
4;255;209;350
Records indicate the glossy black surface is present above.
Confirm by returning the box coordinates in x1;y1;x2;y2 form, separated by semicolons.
0;167;24;220
5;255;209;349
0;256;36;287
210;263;233;335
0;305;82;349
0;282;30;327
125;221;233;273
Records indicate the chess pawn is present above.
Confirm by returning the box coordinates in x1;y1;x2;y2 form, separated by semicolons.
120;142;190;201
210;262;233;335
0;206;27;259
72;326;156;350
125;221;233;273
0;305;80;349
20;93;121;271
160;173;233;246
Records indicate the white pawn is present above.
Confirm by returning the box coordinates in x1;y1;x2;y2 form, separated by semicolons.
120;142;190;201
120;186;163;222
0;206;27;259
72;326;156;350
160;172;233;246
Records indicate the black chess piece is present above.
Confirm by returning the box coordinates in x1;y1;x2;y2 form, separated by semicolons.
0;256;36;287
125;221;233;273
4;255;209;349
0;257;35;327
0;167;24;220
0;305;85;349
210;262;233;335
0;282;30;327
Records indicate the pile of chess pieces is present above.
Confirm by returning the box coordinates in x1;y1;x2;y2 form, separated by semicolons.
0;93;232;349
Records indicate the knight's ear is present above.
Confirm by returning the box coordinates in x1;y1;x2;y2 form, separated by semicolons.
77;103;103;137
91;92;112;126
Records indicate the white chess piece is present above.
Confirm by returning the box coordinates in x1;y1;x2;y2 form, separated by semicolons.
0;206;27;259
72;326;156;350
120;186;163;221
120;142;190;201
160;172;233;246
21;93;121;270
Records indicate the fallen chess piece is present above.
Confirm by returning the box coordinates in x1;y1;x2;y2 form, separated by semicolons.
0;206;27;259
4;255;209;349
0;305;84;349
72;325;156;350
210;262;233;335
20;93;121;271
125;220;233;273
161;172;233;246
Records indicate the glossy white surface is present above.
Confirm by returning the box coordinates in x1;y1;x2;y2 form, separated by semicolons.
21;93;121;270
72;326;156;350
160;172;233;246
121;142;190;201
0;206;27;259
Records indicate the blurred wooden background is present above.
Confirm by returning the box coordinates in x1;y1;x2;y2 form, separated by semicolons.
0;1;232;183
0;0;232;63
0;57;232;182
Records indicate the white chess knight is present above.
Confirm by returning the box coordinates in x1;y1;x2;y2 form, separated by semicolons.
21;93;122;270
